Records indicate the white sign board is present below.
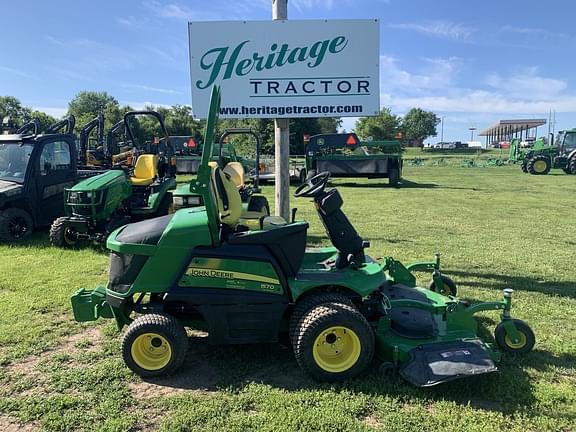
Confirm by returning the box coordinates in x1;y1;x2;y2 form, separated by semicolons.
188;19;379;118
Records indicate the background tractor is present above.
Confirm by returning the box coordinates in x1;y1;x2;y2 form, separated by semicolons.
49;111;176;247
511;130;576;175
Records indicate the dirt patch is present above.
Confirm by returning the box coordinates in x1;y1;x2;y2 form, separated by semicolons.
6;327;103;375
363;414;382;428
0;414;39;432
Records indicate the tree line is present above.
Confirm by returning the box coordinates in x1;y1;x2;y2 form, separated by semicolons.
1;93;439;154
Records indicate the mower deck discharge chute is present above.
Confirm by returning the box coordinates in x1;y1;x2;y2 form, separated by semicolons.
71;86;535;386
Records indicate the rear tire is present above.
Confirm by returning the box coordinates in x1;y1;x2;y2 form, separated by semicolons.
122;313;188;378
293;302;374;382
49;217;81;248
0;208;33;242
527;155;551;175
289;293;354;346
568;157;576;175
299;169;307;185
520;160;528;173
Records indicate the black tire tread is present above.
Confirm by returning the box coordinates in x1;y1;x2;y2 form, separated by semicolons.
293;302;374;382
527;155;551;175
49;217;75;248
122;313;188;377
568;157;576;175
0;208;33;242
428;275;458;296
289;293;354;346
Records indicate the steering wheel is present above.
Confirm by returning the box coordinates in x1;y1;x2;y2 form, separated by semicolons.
294;171;330;197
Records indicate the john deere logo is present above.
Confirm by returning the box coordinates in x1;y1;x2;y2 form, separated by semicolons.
196;36;349;89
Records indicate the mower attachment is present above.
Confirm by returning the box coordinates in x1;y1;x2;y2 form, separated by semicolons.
400;339;498;387
70;286;113;322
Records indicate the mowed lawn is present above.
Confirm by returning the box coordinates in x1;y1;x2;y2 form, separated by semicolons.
0;165;574;431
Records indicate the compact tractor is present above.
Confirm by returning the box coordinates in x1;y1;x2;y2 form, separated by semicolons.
71;87;535;387
49;111;176;247
511;131;576;175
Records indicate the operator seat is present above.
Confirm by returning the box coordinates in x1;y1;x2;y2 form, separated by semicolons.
131;154;158;186
223;162;245;189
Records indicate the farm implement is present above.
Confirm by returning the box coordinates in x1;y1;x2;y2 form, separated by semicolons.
71;86;535;387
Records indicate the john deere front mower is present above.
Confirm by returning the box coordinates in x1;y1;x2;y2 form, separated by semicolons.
49;111;176;247
71;87;535;386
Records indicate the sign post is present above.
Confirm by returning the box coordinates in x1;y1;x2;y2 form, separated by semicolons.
272;0;290;221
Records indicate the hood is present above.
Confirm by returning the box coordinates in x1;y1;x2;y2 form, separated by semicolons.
69;169;127;192
0;180;23;198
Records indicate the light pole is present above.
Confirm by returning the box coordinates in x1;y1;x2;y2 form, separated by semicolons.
469;127;476;142
440;116;445;142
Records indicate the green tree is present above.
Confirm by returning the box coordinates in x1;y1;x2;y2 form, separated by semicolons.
401;108;440;147
0;96;32;127
290;117;341;154
354;108;401;141
28;110;56;132
67;91;121;131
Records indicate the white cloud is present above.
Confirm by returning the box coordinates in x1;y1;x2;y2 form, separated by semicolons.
500;25;570;40
0;65;38;80
486;68;567;100
386;21;475;40
121;83;184;95
144;0;268;21
380;55;459;92
33;106;68;118
116;15;149;27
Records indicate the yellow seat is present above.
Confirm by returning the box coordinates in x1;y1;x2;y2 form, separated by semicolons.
223;162;245;189
209;162;242;228
131;155;158;186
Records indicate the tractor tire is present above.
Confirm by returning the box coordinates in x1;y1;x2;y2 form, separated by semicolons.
520;160;528;173
122;313;188;378
388;167;400;187
494;319;535;354
49;217;82;248
568;157;576;175
247;195;270;216
293;301;374;382
0;208;33;242
428;275;458;296
306;169;317;181
527;155;551;175
289;293;354;346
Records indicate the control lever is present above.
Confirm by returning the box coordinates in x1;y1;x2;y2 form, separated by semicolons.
291;208;298;222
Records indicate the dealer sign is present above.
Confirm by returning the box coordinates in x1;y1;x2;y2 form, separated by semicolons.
188;19;379;118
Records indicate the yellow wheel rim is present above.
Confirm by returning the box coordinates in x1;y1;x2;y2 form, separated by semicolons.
505;332;527;349
131;333;172;371
313;326;361;373
534;160;547;173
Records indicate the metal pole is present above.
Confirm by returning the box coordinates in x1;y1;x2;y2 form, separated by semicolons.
440;116;445;142
272;0;290;221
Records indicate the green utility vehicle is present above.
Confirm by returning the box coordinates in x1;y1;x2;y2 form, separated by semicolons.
71;86;535;387
174;136;242;174
0;116;104;242
510;131;576;175
172;128;270;230
49;111;177;247
301;133;403;186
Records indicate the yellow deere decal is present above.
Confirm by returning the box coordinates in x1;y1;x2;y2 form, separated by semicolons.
187;267;280;285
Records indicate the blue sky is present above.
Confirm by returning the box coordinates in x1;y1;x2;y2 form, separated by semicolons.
1;0;575;143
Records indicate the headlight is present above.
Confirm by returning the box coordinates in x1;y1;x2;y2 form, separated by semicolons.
173;196;184;206
186;196;201;205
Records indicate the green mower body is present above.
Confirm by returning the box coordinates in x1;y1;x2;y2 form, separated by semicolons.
71;86;534;387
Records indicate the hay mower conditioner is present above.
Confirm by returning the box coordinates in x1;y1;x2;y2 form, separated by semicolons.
71;86;535;387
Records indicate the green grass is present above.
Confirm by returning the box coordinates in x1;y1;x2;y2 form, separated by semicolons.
0;165;575;431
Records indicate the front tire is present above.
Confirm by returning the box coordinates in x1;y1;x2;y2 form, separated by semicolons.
388;167;400;187
0;208;33;242
494;319;535;354
122;314;188;378
49;217;80;248
568;157;576;175
293;302;374;382
527;155;551;175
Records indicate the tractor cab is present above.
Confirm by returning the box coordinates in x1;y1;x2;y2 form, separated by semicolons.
0;119;79;241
